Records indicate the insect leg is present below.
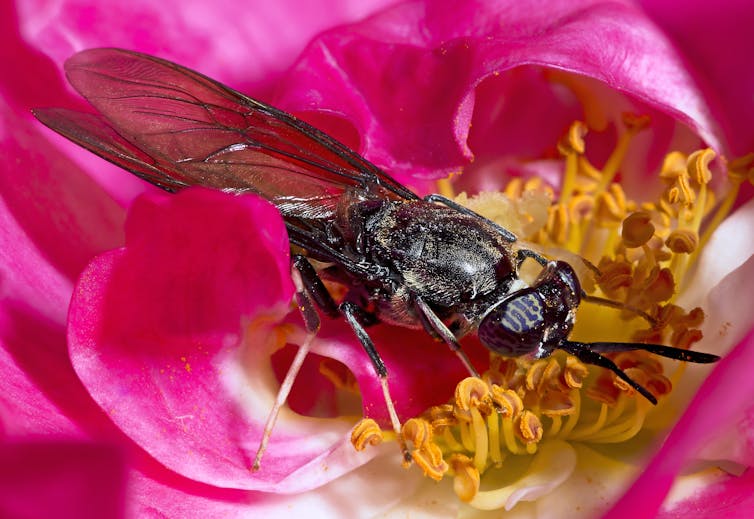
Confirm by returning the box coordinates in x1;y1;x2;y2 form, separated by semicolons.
292;255;341;320
516;248;548;267
413;296;481;378
560;341;658;405
253;259;327;471
340;301;411;463
424;193;518;242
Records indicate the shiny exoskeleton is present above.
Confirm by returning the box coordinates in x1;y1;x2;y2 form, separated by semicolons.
333;198;517;329
35;49;720;464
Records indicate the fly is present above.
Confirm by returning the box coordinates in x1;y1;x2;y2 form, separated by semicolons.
34;48;720;468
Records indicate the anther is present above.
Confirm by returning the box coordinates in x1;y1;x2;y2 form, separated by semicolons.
622;112;651;132
563;357;589;388
411;442;448;480
660;151;688;180
351;418;384;451
455;377;493;419
560;121;587;155
621;212;655;248
450;454;481;502
687;148;714;185
517;410;544;443
402;417;433;450
642;266;675;302
490;386;524;418
665;229;698;253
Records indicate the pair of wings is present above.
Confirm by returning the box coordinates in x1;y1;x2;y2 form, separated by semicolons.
34;48;419;228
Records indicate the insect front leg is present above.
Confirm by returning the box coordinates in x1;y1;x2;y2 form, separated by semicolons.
412;295;481;378
516;248;548;267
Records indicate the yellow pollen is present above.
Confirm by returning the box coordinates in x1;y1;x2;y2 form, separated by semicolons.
351;418;383;451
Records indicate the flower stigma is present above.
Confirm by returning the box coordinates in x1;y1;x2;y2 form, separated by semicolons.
349;115;753;509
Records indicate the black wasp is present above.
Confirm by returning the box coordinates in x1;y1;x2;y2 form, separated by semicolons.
35;48;720;467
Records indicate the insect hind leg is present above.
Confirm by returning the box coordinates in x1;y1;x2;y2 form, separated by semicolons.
252;258;326;471
254;255;410;469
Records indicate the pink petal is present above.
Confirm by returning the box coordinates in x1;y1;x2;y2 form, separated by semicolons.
16;0;395;93
278;0;720;186
0;97;124;438
659;469;754;518
605;325;754;517
0;442;127;519
68;188;382;491
0;99;124;283
638;0;754;156
127;450;430;519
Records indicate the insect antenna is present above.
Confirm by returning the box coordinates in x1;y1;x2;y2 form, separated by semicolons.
586;341;720;363
580;294;658;326
561;340;720;405
559;340;659;404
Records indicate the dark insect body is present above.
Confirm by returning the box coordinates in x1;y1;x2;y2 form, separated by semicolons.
34;48;720;467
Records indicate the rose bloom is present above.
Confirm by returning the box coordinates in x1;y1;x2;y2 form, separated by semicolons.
2;0;754;518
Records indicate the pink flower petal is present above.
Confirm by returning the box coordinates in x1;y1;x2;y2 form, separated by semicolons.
68;188;386;491
1;99;124;283
638;0;754;156
0;99;125;438
659;469;754;518
278;0;720;186
127;450;430;519
605;324;754;517
0;442;127;519
16;0;395;93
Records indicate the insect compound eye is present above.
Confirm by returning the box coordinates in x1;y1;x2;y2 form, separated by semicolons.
554;260;581;301
478;289;546;357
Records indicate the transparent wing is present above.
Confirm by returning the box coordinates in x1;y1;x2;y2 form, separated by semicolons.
35;48;418;221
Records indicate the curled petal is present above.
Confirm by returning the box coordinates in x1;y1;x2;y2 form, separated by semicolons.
638;0;754;156
279;0;720;184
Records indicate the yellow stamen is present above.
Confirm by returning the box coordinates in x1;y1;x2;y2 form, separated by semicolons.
557;121;587;204
351;418;383;450
352;120;739;508
437;177;457;199
450;454;480;502
596;113;651;192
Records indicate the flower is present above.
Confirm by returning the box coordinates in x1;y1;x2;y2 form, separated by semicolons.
3;0;754;518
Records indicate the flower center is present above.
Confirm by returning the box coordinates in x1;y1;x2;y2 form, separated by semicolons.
350;116;752;507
